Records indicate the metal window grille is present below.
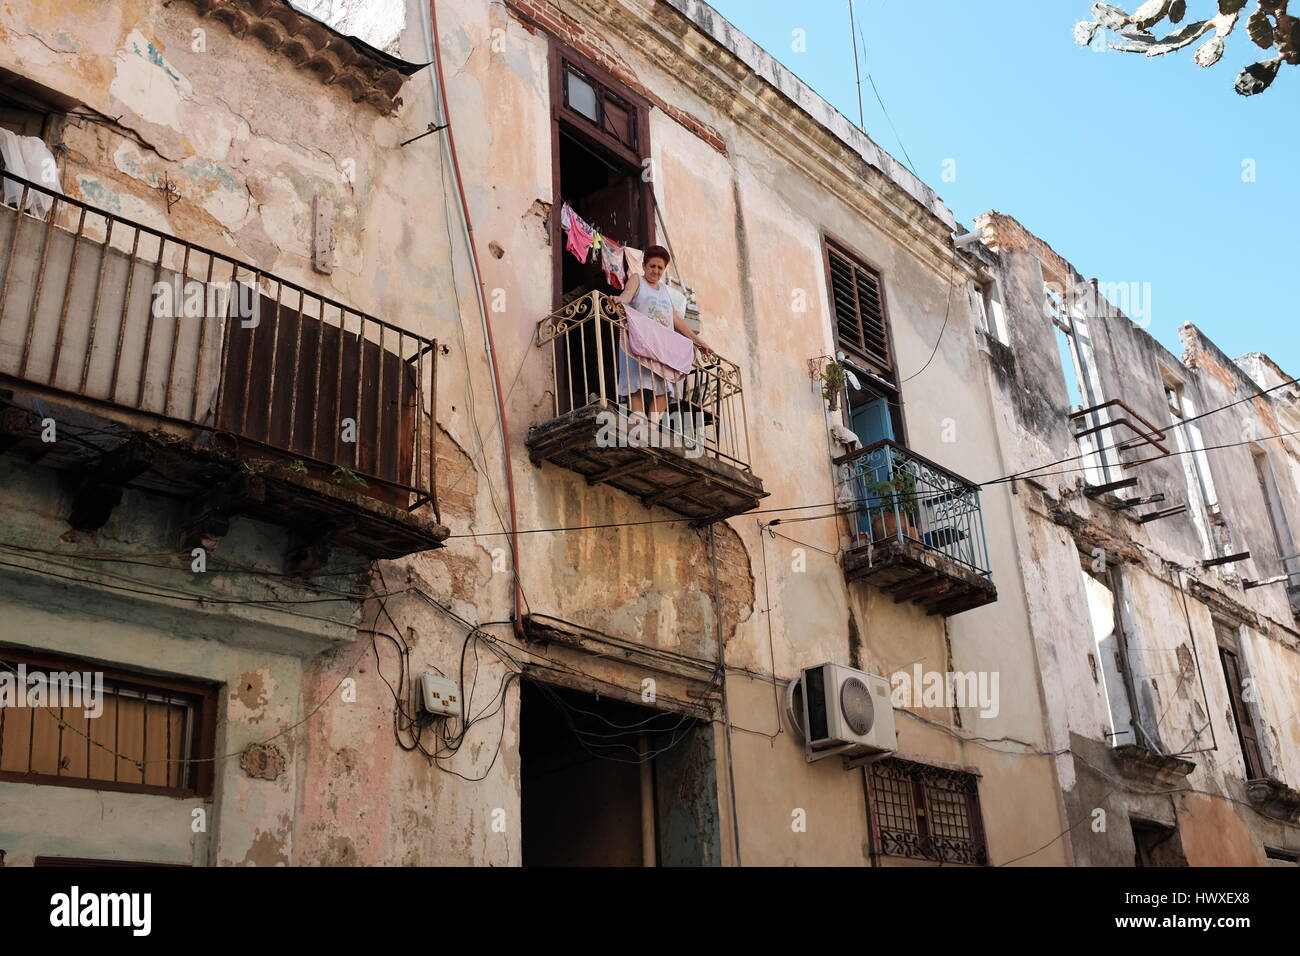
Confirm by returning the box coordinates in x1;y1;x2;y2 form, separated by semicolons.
868;757;988;865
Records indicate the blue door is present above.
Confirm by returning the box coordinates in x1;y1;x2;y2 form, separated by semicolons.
850;397;894;448
848;397;894;539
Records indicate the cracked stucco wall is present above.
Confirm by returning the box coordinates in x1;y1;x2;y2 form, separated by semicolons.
2;0;1065;866
0;0;520;866
449;0;1064;865
978;213;1300;865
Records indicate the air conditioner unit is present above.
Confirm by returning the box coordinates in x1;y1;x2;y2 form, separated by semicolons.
795;663;896;764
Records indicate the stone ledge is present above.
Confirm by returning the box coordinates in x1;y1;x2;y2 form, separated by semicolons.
180;0;425;114
1247;777;1300;823
1112;744;1196;788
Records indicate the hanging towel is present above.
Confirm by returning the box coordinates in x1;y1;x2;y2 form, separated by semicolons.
600;235;625;289
0;130;61;219
622;305;694;383
18;136;59;219
0;128;29;209
623;246;645;278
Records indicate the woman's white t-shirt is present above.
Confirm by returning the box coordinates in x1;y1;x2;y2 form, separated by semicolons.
629;277;675;328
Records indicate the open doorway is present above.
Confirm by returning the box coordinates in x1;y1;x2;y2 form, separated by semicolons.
550;46;651;306
519;679;721;867
1131;818;1187;866
557;127;645;304
549;45;652;416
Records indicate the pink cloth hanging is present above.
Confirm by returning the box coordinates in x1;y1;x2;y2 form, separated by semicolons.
623;246;645;278
561;203;595;263
622;305;693;383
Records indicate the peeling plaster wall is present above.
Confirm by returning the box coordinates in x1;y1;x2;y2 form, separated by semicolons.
978;212;1300;865
0;0;519;866
0;0;1066;866
445;0;1064;865
0;459;358;866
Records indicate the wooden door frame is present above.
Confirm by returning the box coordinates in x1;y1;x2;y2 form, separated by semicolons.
548;38;655;308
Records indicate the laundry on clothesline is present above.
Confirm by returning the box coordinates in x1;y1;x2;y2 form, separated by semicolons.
560;202;676;300
0;128;62;219
560;201;595;263
623;246;644;278
600;235;625;289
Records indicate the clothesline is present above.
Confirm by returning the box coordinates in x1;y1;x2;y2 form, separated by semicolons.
559;199;643;290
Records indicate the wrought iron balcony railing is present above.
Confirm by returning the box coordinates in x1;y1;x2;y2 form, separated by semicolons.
536;290;752;472
836;440;992;580
0;169;437;518
527;290;765;521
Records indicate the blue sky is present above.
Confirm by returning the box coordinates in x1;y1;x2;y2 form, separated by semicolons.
709;0;1299;374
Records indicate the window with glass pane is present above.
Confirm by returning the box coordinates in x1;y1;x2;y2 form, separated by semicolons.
565;68;600;123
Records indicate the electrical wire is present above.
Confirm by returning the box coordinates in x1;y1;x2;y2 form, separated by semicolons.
850;3;917;175
987;375;1300;487
896;245;958;386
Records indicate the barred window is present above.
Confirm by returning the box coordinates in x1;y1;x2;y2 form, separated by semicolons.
0;648;217;798
868;757;988;865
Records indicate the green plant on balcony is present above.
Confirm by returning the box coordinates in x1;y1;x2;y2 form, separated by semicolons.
331;466;368;489
821;361;847;411
865;471;920;543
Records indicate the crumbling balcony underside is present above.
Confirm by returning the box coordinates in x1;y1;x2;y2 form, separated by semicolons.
0;169;446;564
844;538;998;617
0;398;447;566
528;291;767;523
526;404;767;522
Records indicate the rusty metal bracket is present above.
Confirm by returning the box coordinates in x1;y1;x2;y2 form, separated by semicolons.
1069;398;1169;462
1201;552;1251;568
1137;505;1187;524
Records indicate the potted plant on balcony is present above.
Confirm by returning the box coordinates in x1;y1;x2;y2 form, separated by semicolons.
821;361;847;412
867;472;920;543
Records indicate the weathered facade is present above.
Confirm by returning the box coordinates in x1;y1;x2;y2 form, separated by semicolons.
973;211;1300;866
0;0;1293;868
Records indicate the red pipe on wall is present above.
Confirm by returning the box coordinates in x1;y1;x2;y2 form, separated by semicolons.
430;0;525;639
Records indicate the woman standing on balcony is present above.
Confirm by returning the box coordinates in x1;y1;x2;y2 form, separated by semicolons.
614;245;712;418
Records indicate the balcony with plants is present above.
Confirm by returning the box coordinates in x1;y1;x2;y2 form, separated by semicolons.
835;439;996;616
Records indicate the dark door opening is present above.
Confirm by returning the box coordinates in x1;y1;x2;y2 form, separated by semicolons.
553;127;650;415
845;380;903;541
558;127;645;304
1131;818;1187;867
520;679;721;867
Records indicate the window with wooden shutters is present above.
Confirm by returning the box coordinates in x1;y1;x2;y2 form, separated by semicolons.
825;240;892;376
1215;622;1264;780
0;648;216;798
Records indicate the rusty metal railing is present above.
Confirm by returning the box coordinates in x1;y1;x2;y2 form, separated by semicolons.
535;290;752;472
0;169;436;516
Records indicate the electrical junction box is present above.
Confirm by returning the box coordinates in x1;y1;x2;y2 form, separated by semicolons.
419;673;461;718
